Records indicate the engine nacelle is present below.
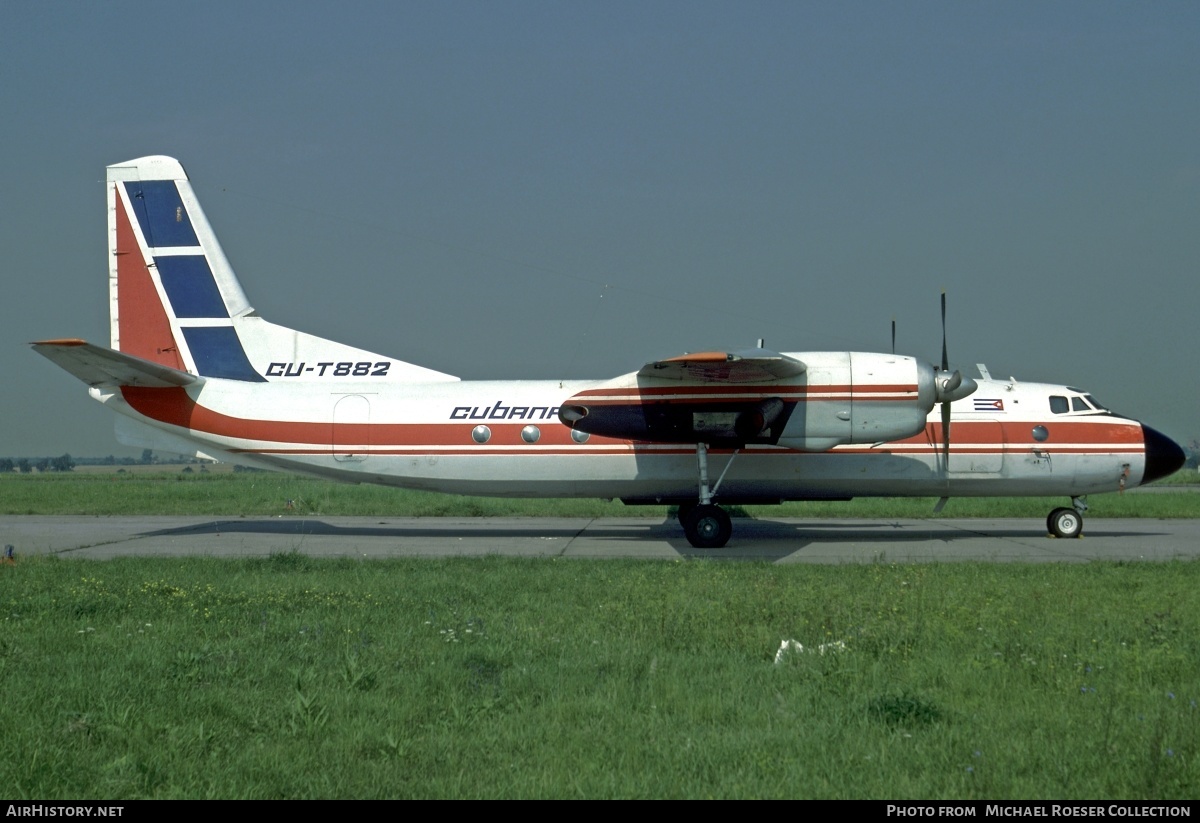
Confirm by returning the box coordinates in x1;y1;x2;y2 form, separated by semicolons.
561;351;968;451
775;352;933;451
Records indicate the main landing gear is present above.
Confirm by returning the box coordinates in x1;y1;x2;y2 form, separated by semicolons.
678;502;732;549
1047;496;1087;539
680;443;737;549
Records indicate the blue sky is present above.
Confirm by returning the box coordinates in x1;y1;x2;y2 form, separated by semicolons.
3;1;1197;456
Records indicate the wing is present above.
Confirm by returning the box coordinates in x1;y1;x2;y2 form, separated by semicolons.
32;339;201;388
638;348;805;383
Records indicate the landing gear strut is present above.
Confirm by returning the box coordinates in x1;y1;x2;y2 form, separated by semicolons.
1047;496;1087;539
681;443;737;549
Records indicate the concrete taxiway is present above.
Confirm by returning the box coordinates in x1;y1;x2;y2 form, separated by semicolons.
2;515;1198;563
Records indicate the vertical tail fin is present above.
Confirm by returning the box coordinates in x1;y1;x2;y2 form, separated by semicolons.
106;156;456;383
109;156;260;380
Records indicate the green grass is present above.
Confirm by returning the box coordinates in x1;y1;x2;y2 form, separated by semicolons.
2;471;1198;518
0;472;630;517
1160;468;1200;484
1;556;1197;798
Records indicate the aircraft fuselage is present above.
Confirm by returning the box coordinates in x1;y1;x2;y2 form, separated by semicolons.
97;370;1170;504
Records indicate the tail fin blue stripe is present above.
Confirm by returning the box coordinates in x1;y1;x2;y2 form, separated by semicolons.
156;256;229;318
120;174;264;382
181;327;266;382
124;181;199;248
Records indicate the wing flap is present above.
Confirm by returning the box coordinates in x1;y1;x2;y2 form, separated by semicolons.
638;348;806;383
32;339;201;388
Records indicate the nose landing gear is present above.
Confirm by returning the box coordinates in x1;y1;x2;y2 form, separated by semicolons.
1047;496;1087;539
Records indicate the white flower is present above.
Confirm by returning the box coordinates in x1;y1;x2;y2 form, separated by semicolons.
774;638;847;663
774;640;804;663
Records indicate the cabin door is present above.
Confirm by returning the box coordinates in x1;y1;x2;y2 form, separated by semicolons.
332;394;370;462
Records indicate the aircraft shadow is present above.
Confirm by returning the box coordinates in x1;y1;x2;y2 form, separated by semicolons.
664;519;1168;560
136;517;1166;562
138;519;590;540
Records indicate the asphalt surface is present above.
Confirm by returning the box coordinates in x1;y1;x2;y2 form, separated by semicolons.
2;515;1197;563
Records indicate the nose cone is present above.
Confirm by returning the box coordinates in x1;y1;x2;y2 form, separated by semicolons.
1141;425;1186;485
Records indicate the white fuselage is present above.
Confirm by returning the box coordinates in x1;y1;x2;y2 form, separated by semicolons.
96;370;1149;503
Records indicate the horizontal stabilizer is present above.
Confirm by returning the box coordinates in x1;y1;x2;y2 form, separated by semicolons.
639;348;806;383
32;339;201;388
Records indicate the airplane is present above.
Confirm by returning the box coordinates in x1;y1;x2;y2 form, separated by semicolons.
33;155;1185;549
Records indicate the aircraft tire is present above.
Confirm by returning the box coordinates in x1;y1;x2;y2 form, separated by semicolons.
1046;509;1058;534
676;502;697;528
1048;507;1083;539
684;504;732;549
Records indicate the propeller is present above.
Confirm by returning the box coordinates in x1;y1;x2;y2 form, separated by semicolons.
933;291;977;469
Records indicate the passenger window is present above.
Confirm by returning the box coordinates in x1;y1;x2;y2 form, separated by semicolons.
1049;396;1068;414
1071;397;1089;412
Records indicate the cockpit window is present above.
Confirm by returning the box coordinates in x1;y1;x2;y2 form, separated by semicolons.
1051;393;1109;415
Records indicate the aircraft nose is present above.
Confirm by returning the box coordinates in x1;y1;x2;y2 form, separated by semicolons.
1141;425;1186;485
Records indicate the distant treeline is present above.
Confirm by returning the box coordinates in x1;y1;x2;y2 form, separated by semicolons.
0;450;213;473
1;455;77;473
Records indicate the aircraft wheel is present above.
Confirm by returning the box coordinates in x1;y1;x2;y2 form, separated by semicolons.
1046;508;1061;534
684;504;732;549
676;502;697;527
1048;507;1083;539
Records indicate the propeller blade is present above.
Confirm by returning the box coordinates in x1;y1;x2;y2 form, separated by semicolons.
938;291;958;471
891;317;896;355
942;397;952;468
940;290;949;373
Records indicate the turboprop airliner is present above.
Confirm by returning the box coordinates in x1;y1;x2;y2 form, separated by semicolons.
33;155;1185;548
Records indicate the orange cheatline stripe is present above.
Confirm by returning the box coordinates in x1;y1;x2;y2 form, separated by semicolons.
571;383;916;397
574;395;914;407
121;387;1148;450
122;387;587;447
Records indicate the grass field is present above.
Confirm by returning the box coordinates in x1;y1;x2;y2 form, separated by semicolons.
1;555;1196;799
2;469;1199;518
3;469;1196;798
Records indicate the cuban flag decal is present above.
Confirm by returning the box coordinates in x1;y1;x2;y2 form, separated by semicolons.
973;398;1005;412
